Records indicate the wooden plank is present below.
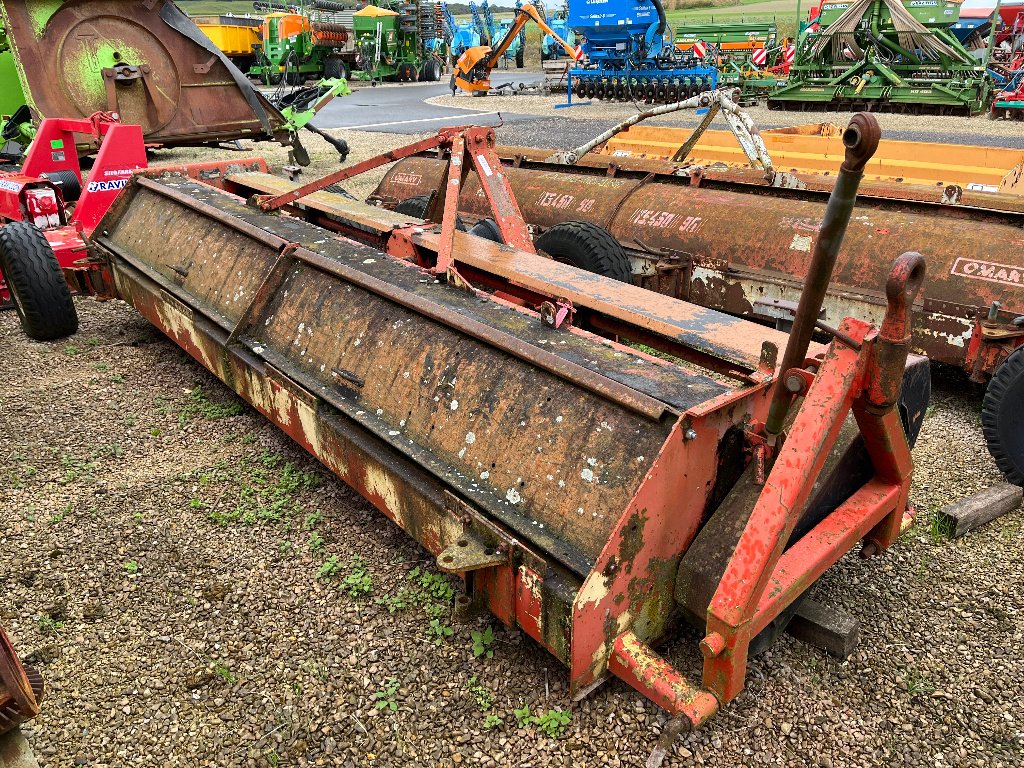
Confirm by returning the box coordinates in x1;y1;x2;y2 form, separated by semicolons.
786;598;860;659
935;482;1023;540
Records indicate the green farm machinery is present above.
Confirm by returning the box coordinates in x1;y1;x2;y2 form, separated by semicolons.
768;0;993;114
351;1;449;83
249;0;354;85
0;20;33;156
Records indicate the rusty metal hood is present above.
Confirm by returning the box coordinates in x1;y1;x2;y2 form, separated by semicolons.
1;0;291;149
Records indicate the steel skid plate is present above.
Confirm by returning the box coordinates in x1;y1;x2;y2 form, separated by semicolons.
1;0;289;147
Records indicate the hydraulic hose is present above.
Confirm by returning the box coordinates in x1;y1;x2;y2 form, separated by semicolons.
649;0;667;37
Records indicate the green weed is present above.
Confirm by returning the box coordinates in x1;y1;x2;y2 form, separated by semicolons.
37;615;64;635
318;554;372;597
124;560;139;574
903;666;934;698
373;678;400;712
49;503;73;525
176;386;243;425
471;626;495;659
197;451;320;526
513;704;533;728
308;531;324;553
466;676;493;711
483;714;503;729
535;708;572;738
427;618;454;646
214;661;237;685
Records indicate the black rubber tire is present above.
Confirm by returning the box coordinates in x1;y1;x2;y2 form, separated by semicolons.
0;221;78;341
394;194;466;231
515;47;525;69
324;57;348;80
534;221;632;283
39;169;82;203
420;58;441;82
467;217;503;243
982;346;1024;485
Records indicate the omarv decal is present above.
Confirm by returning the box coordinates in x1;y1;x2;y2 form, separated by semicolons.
951;258;1023;287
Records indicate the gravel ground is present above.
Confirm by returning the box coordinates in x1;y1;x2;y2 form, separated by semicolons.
426;93;1024;149
2;119;1023;767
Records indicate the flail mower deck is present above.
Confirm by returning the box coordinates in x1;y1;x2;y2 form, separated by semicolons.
4;116;929;741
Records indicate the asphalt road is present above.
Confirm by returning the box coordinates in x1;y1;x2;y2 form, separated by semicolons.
310;74;1023;149
312;74;546;133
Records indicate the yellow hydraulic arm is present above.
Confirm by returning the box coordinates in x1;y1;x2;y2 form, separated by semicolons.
451;3;578;94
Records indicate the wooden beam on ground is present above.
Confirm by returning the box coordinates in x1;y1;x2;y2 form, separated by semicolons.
935;482;1023;540
786;599;860;659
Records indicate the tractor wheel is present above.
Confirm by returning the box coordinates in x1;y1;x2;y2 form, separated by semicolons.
265;71;283;86
515;47;525;69
394;194;467;231
535;221;632;283
982;346;1024;485
324;57;348;80
0;221;78;341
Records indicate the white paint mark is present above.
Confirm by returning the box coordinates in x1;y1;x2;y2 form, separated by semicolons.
581;468;594;482
465;432;476;444
790;234;812;252
450;400;459;411
506;488;522;504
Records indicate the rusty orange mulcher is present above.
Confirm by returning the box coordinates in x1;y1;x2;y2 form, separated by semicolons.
27;113;930;735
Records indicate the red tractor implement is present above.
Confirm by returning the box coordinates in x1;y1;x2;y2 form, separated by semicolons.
4;116;930;749
0;114;266;339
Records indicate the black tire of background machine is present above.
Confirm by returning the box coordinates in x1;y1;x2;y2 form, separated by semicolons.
982;346;1024;485
324;57;348;80
394;195;466;231
534;221;633;282
467;217;503;243
0;221;78;341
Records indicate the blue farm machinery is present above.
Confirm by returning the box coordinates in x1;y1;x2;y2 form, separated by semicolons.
768;0;993;114
568;0;718;103
538;1;576;61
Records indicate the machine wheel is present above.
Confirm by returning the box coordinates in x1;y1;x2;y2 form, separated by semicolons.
535;221;633;283
0;221;78;341
515;47;525;69
39;170;82;203
420;58;441;82
982;346;1024;485
394;194;467;230
467;218;503;243
264;71;283;86
324;57;348;80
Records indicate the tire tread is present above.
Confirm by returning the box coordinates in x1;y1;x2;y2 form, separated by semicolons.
982;346;1024;485
535;221;632;283
0;221;78;341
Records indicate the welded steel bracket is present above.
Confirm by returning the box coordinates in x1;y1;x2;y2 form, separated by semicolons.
437;534;507;573
438;492;517;574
